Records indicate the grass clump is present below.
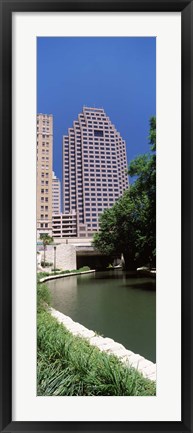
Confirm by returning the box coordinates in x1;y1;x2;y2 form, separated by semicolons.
37;266;91;280
78;266;90;272
37;283;51;313
37;283;156;396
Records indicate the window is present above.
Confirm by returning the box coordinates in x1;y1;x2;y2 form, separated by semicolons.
94;130;103;137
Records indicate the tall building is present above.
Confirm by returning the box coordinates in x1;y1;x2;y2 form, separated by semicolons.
52;171;61;214
37;113;53;237
63;107;129;238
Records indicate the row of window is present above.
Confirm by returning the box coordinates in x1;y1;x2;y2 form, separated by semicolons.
64;181;120;189
64;156;119;164
83;150;116;156
40;214;48;219
85;189;117;194
84;197;116;202
40;205;48;211
39;156;49;161
37;127;50;132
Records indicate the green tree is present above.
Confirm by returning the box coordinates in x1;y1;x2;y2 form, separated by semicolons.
93;117;156;270
40;234;53;268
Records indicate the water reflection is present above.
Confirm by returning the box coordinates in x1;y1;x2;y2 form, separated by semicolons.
48;271;156;362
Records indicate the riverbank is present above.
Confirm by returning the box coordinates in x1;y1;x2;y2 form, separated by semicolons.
47;270;156;362
137;267;156;279
50;307;156;382
37;281;156;396
39;269;95;283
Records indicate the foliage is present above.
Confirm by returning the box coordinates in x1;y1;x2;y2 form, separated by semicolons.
78;266;90;272
37;308;156;396
41;261;53;268
37;282;51;313
37;280;155;395
39;234;54;268
37;272;50;282
37;267;91;280
93;117;156;269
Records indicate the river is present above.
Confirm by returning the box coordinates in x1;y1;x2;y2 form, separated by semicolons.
47;270;156;362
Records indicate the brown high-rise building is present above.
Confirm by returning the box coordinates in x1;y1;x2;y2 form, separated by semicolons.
37;113;53;237
63;107;129;238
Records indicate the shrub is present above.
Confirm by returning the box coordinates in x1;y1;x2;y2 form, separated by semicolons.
37;283;51;312
41;261;53;268
37;272;50;282
78;266;90;272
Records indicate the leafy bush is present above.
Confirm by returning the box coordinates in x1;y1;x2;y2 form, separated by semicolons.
37;272;50;282
41;261;53;268
78;266;90;272
37;283;51;312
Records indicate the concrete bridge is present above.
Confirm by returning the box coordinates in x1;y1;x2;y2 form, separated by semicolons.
37;237;115;271
62;238;112;269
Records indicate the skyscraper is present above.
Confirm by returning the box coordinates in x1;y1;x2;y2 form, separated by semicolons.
37;113;53;237
63;107;129;238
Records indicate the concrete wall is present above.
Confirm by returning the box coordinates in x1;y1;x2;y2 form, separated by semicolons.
42;244;76;271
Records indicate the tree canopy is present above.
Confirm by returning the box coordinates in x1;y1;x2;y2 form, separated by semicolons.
93;117;156;270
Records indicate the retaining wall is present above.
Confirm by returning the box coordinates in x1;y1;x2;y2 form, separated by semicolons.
50;307;156;382
41;244;76;271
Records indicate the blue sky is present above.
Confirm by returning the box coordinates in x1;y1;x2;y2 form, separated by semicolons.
37;37;156;184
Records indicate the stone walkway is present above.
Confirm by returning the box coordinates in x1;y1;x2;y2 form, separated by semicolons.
50;307;156;382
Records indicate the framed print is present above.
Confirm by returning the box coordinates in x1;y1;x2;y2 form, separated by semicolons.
0;0;193;432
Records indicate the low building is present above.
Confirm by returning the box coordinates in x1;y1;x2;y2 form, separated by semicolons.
52;213;77;238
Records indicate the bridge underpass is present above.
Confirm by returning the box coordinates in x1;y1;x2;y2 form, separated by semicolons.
76;246;112;270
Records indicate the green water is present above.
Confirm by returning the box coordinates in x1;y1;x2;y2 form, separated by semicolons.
48;270;156;362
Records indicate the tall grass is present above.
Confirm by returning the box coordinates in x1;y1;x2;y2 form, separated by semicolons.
37;305;156;396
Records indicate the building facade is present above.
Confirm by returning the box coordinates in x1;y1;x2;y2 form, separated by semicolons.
37;113;53;237
52;213;77;238
52;171;61;214
63;107;129;237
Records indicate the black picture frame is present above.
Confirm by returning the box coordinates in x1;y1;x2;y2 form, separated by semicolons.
0;0;192;432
